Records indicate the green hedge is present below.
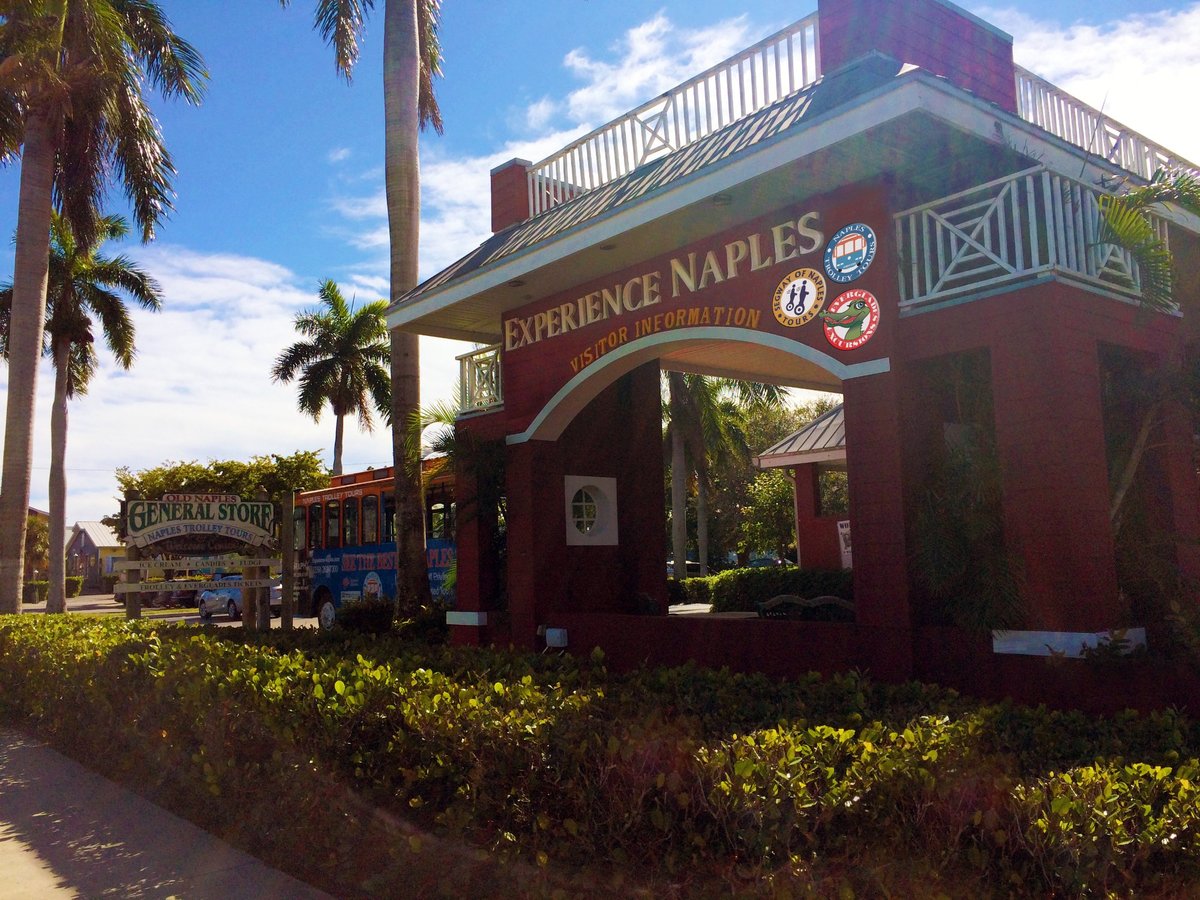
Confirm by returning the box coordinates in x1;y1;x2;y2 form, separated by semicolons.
21;581;47;604
676;566;854;612
24;577;95;601
0;617;1198;896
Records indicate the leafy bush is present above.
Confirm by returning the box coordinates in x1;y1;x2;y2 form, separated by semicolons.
102;573;120;592
65;576;83;598
683;566;854;613
337;595;396;634
0;617;1198;896
21;581;48;604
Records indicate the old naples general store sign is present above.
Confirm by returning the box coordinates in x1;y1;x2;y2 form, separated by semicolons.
126;493;276;548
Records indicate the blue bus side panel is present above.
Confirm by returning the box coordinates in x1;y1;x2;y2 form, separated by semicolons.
426;538;456;606
311;540;455;607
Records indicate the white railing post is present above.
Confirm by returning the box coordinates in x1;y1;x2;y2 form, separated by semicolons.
457;345;503;414
894;167;1167;309
1014;66;1199;183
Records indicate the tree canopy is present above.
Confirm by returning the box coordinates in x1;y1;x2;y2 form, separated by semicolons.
113;451;330;514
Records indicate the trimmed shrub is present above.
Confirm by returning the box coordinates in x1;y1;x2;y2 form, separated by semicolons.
65;576;83;598
21;581;48;604
0;617;1198;896
102;573;120;593
688;566;854;613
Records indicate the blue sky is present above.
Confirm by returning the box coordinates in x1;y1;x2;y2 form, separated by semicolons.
1;0;1199;523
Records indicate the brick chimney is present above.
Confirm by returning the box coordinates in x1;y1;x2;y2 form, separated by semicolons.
491;158;533;233
817;0;1017;113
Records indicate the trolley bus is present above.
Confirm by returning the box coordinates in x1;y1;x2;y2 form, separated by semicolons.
293;461;454;628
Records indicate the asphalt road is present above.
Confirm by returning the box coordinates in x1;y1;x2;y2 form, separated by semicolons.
21;592;318;628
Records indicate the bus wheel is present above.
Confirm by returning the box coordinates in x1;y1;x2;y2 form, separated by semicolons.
317;597;337;631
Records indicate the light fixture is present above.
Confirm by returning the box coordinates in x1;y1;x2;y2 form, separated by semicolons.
507;279;525;288
711;193;733;207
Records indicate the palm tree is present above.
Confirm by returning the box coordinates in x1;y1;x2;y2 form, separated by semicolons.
284;0;443;609
1097;168;1200;531
0;211;162;613
0;1;206;613
665;374;786;575
273;280;391;476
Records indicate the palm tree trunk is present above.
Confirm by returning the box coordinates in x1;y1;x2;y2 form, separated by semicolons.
385;0;432;612
332;411;345;476
669;374;688;577
697;473;709;576
0;109;56;614
47;341;71;614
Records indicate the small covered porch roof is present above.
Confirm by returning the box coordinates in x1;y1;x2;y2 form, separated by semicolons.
754;404;847;469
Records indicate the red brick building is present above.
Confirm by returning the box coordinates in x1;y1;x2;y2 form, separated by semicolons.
391;0;1200;708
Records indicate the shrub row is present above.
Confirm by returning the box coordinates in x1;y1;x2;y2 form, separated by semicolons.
673;566;854;612
20;577;84;603
1;617;1198;896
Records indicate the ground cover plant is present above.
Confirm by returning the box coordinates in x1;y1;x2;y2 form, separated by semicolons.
0;616;1198;897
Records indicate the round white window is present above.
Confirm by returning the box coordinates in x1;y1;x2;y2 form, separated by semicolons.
571;487;598;534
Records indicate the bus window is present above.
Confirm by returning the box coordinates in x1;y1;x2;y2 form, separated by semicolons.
293;506;306;551
430;501;447;539
308;503;322;549
344;497;359;547
383;493;396;543
362;495;379;544
326;500;341;549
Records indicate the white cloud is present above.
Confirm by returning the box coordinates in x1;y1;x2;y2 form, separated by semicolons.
0;247;467;524
980;3;1200;162
562;14;757;125
328;147;352;164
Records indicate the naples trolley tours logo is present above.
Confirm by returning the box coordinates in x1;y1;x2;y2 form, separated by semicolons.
772;268;826;327
824;223;876;283
821;289;881;350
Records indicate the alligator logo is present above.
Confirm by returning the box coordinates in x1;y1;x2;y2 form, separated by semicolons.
822;289;880;350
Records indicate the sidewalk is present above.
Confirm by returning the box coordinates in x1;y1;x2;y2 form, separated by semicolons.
0;728;331;899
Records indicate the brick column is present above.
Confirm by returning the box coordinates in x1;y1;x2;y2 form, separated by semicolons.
991;326;1121;629
842;372;911;629
505;439;566;648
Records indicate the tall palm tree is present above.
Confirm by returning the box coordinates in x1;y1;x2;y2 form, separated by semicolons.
665;373;785;575
0;211;162;613
284;0;443;609
0;1;206;613
273;280;391;476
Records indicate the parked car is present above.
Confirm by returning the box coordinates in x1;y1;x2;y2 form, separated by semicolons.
666;559;702;578
198;575;282;621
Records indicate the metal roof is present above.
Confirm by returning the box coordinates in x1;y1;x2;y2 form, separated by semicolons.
754;404;846;468
71;520;122;549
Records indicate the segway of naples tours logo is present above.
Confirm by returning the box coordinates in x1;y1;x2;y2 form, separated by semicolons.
823;223;876;283
772;268;826;328
821;289;880;351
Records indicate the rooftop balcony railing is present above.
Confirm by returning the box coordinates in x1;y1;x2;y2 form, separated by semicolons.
527;13;821;217
523;15;1196;221
895;166;1169;309
458;344;503;414
1015;67;1198;183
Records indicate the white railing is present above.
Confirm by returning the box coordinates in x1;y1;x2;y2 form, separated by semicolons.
458;344;502;413
527;13;820;217
1015;67;1199;182
895;166;1167;307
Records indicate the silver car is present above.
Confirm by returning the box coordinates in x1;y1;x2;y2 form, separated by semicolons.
198;575;282;620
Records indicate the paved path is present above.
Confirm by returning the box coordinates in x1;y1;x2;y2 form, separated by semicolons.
0;729;331;899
